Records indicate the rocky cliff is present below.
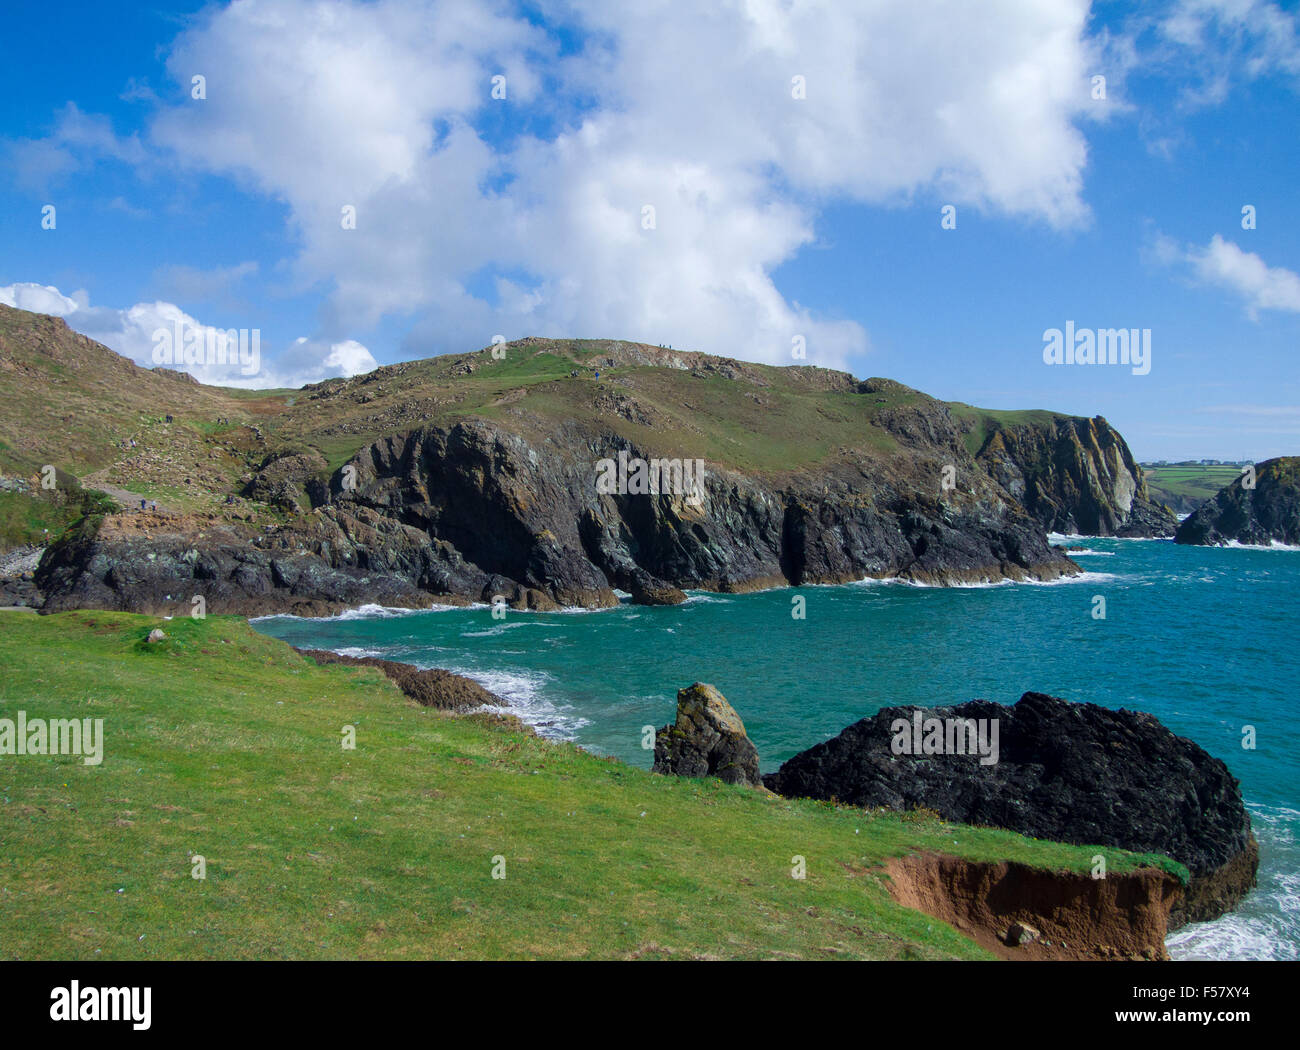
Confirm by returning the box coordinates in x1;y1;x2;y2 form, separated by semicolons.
37;414;1086;614
1175;457;1300;547
0;308;1191;614
957;410;1177;537
36;417;1079;613
763;691;1256;928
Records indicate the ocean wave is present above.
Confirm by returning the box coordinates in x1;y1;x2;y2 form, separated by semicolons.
1065;549;1116;557
445;665;590;740
251;602;456;623
332;645;395;659
461;622;533;638
849;570;1118;589
1167;803;1300;961
681;592;735;604
1020;571;1118;586
1048;532;1170;544
1221;539;1300;552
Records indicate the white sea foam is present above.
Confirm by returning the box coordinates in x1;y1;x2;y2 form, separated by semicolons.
461;621;535;638
848;570;1118;590
1221;539;1300;552
445;665;590;740
1048;532;1170;544
1167;804;1300;961
1066;549;1116;556
332;645;393;659
251;602;456;623
681;592;735;604
1020;570;1117;586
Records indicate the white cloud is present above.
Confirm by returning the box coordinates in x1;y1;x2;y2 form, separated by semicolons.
1162;0;1300;81
0;282;376;388
153;261;259;305
1181;235;1300;318
0;282;82;316
133;0;1106;370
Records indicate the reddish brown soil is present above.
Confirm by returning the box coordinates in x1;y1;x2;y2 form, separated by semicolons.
883;852;1183;961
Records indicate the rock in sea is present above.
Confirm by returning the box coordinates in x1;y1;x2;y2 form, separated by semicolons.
652;683;762;787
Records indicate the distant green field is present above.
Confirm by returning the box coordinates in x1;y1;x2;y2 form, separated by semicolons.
0;611;1182;960
1142;464;1242;511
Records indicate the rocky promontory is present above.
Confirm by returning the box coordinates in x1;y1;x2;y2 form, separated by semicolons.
295;647;506;712
764;691;1257;928
0;307;1187;615
1175;457;1300;547
962;411;1177;537
35;415;1083;615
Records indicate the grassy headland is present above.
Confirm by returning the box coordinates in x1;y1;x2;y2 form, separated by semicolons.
0;610;1184;960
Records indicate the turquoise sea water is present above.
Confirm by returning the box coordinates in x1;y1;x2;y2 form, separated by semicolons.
253;536;1300;960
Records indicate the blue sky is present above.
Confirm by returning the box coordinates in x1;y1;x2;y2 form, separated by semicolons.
2;0;1298;461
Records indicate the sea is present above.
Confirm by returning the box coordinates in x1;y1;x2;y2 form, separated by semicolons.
252;535;1300;960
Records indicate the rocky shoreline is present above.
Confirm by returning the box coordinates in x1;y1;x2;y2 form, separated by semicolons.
0;312;1183;618
652;682;1258;954
31;426;1090;616
1176;457;1300;547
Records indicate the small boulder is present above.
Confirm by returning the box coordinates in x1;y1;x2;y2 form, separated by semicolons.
1004;922;1040;947
629;575;688;606
146;628;167;643
652;683;762;787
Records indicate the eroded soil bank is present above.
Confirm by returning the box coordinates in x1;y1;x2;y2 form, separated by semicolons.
883;852;1183;960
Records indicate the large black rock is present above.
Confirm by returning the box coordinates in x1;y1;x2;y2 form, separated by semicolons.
763;691;1257;927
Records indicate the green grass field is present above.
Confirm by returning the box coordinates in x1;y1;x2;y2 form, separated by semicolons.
0;611;1183;960
1142;464;1242;511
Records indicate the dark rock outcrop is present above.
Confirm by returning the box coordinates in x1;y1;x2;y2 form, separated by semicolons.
37;417;1080;615
36;514;442;617
968;414;1177;537
242;450;328;513
653;683;762;787
764;692;1256;928
295;647;505;712
1175;457;1300;547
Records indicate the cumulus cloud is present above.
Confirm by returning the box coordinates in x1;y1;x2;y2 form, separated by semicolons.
0;282;377;388
130;0;1106;370
1168;235;1300;318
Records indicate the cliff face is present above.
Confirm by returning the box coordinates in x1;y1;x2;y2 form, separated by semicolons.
39;417;1079;614
4;306;1182;614
764;692;1257;929
966;413;1177;537
1175;457;1300;547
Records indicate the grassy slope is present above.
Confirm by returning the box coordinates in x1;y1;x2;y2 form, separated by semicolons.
268;344;906;477
0;305;251;481
945;404;1070;459
0;611;1183;960
0;483;119;553
0;491;88;550
3;306;1118;516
